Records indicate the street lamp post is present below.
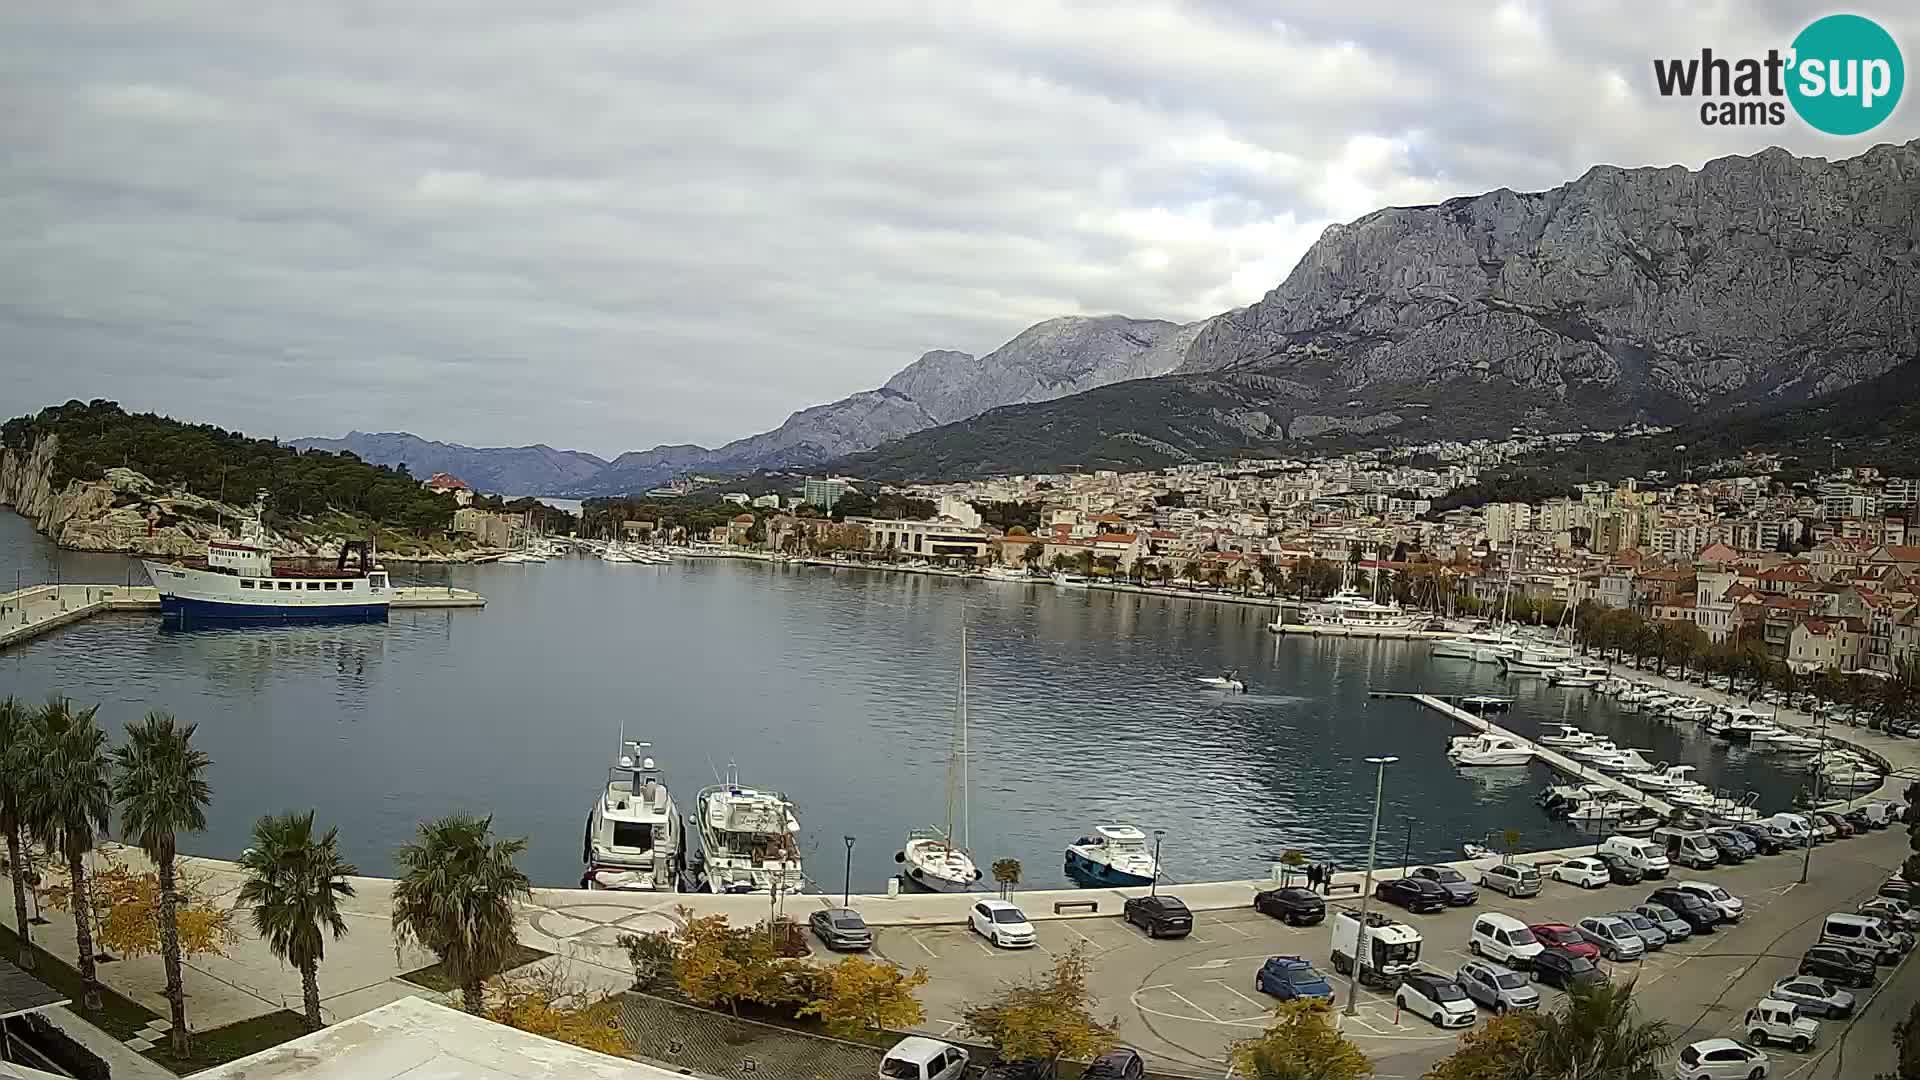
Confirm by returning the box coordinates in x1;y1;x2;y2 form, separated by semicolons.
1151;829;1166;897
842;836;856;907
1399;816;1416;873
1800;710;1829;885
1345;755;1398;1018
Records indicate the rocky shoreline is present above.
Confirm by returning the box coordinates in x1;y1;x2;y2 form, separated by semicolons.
0;434;501;563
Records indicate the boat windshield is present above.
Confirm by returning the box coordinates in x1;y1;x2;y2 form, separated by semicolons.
611;822;653;849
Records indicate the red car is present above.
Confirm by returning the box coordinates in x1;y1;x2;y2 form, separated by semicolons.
1530;922;1600;960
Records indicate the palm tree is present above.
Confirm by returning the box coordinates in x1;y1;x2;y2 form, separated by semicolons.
0;697;37;969
24;698;112;1010
391;814;531;1014
1520;981;1672;1079
236;811;358;1032
111;712;212;1054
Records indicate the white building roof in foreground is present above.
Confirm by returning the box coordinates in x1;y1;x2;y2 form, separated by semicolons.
196;996;689;1080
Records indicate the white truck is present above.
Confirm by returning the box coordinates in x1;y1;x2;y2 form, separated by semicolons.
1329;909;1424;988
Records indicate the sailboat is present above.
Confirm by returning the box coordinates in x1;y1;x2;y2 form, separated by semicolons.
898;626;984;893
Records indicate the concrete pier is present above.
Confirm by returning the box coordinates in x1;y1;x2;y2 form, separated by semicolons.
1403;691;1677;816
0;582;485;650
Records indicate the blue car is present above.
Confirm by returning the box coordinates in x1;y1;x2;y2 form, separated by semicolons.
1255;956;1334;1003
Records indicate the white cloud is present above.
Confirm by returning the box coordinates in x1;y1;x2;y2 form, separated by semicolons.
0;2;1914;455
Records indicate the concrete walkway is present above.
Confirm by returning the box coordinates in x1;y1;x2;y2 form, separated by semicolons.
1412;693;1677;814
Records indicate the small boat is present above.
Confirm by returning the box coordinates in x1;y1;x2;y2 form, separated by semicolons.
1432;631;1519;661
1605;748;1659;775
1051;571;1091;588
1448;734;1534;767
1459;695;1513;713
1549;670;1603;689
1500;646;1574;675
983;565;1034;582
1196;673;1246;692
1614;810;1663;836
1537;725;1599;748
496;550;549;564
1461;843;1497;860
1064;825;1160;887
601;540;641;564
1567;739;1624;763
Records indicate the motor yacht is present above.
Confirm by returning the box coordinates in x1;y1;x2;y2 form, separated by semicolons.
1064;825;1160;887
582;741;682;891
686;764;805;895
1432;631;1519;661
1537;724;1600;749
1628;764;1701;794
1447;734;1535;767
1301;587;1422;631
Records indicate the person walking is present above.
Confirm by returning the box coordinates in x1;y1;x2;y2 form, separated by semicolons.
1305;862;1320;892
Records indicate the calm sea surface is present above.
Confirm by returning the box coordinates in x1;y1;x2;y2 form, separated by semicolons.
1;511;1812;890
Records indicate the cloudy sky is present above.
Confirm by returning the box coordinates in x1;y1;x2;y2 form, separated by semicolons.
4;2;1915;457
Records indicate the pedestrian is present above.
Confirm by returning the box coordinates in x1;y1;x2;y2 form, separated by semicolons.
1305;862;1320;891
1322;862;1336;894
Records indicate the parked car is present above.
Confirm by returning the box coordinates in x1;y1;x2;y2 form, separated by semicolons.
1648;887;1723;933
1123;895;1193;939
1396;971;1477;1028
1081;1049;1146;1080
1600;835;1671;878
1479;862;1543;898
881;1037;970;1080
1551;856;1613;890
1732;823;1782;855
1797;944;1877;989
1469;913;1543;967
1529;923;1600;960
1673;1038;1770;1080
968;899;1037;948
1252;886;1326;926
1411;865;1479;906
1743;999;1817;1052
1614;909;1669;950
1819;913;1908;965
1594;852;1646;885
1813;811;1854;839
1881;877;1917;903
1634;902;1694;943
1673;881;1745;923
1578;915;1647;961
1456;959;1540;1013
1375;876;1449;913
1254;956;1335;1003
1767;976;1854;1019
1530;946;1605;990
1704;830;1751;864
1843;807;1875;833
809;907;874;951
980;1061;1055;1080
1859;897;1920;932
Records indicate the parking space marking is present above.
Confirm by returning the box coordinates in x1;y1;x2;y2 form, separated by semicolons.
1162;987;1223;1022
1208;917;1257;939
909;933;938;958
1207;979;1271;1011
1059;921;1100;948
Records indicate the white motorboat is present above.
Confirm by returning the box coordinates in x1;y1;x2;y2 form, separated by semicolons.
983;565;1034;582
1447;734;1534;767
1459;695;1514;713
1197;673;1246;692
601;540;641;564
1629;764;1702;794
686;763;805;895
1302;588;1423;631
1537;724;1600;749
1064;825;1160;887
1500;645;1574;675
1758;733;1824;754
1550;670;1603;689
901;626;982;894
1567;739;1624;763
1581;747;1638;771
1461;843;1497;860
1432;631;1518;661
496;550;548;564
1666;702;1715;723
582;741;682;891
1051;571;1091;588
1604;748;1658;774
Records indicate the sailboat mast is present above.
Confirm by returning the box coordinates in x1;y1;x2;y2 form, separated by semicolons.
942;632;959;848
960;625;971;853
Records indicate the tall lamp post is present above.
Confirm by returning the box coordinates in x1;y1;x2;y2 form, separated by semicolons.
1800;710;1829;885
1150;829;1166;897
1345;755;1398;1018
842;835;856;907
1399;816;1416;873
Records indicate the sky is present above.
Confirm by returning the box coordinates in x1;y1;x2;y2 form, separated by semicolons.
4;2;1916;458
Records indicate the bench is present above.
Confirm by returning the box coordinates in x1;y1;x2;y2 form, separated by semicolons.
1328;882;1362;896
1052;900;1099;915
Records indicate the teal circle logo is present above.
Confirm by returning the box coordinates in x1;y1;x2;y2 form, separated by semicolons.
1788;14;1904;135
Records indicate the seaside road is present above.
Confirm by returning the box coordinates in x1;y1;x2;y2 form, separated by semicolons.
863;825;1912;1077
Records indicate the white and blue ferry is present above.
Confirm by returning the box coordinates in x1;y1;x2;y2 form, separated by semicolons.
1064;824;1160;887
142;518;391;622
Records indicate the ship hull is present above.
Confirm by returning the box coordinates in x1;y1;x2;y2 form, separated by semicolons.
158;595;389;622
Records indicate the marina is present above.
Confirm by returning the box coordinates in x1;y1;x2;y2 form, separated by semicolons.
0;511;1861;892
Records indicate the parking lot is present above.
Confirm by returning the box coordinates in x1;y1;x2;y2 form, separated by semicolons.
850;825;1913;1078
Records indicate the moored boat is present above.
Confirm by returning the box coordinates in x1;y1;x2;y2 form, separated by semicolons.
1064;824;1160;887
1447;734;1534;767
142;515;391;622
686;764;805;894
582;741;682;891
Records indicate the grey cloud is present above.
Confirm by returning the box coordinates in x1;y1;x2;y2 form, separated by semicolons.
3;2;1916;456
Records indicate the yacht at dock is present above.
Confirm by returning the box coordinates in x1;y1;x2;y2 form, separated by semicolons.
685;764;806;894
582;741;683;891
141;513;391;622
1064;825;1160;887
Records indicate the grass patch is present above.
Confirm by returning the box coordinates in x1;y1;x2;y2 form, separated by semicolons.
144;1009;309;1074
0;922;162;1041
398;944;552;993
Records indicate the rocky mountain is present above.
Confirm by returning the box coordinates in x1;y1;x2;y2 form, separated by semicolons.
289;431;607;495
302;315;1198;495
838;139;1920;481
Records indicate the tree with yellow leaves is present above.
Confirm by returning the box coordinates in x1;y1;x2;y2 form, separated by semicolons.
668;907;810;1016
38;849;237;963
486;962;629;1058
1423;1011;1543;1080
801;954;928;1037
963;943;1116;1064
1231;999;1371;1080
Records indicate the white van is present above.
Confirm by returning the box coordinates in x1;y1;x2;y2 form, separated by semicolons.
1600;836;1671;878
1652;827;1719;871
1469;913;1543;968
880;1038;969;1080
1821;913;1903;965
1765;812;1813;847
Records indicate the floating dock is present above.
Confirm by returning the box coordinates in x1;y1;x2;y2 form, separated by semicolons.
0;582;485;650
1377;690;1676;816
1271;624;1450;639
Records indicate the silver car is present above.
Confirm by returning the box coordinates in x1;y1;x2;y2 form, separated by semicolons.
1635;902;1693;943
1456;958;1540;1013
1577;915;1646;961
1614;909;1669;950
1768;975;1855;1019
